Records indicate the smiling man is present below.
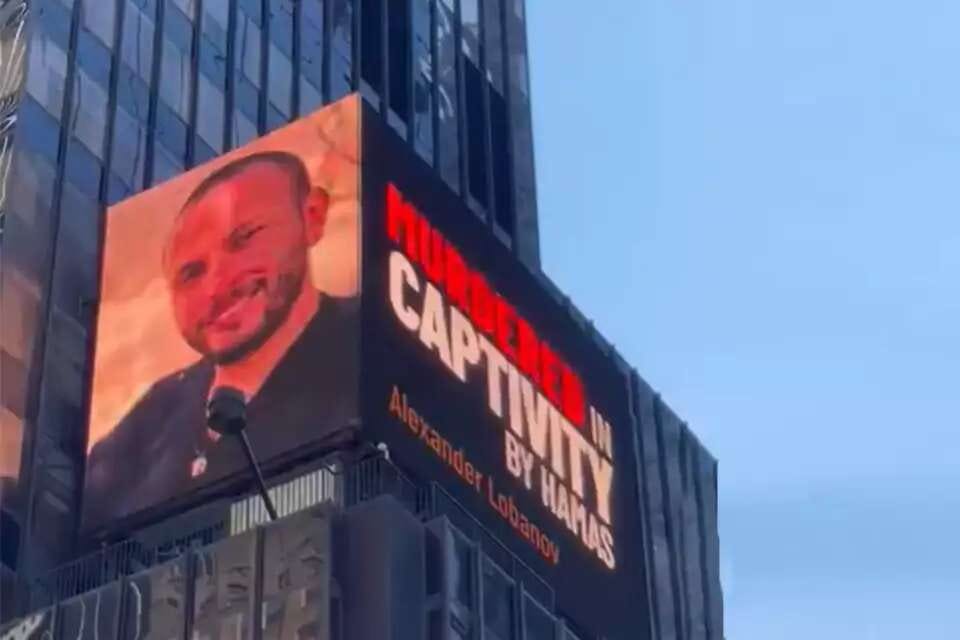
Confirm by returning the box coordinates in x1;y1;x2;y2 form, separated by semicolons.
83;152;359;527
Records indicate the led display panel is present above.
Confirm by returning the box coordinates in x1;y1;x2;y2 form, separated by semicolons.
82;96;361;533
359;106;651;638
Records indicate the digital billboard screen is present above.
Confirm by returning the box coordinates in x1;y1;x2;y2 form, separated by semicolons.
359;107;650;637
82;96;361;533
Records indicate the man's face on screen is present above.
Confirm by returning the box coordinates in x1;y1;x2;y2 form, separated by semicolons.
165;164;309;364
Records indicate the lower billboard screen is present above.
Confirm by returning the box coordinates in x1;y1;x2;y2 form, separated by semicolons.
360;107;650;638
82;96;361;532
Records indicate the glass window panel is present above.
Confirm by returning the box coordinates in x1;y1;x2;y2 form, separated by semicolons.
235;10;262;89
463;58;488;207
25;32;68;118
17;98;61;165
435;0;459;191
359;0;382;92
489;89;513;234
111;107;147;190
412;0;433;162
268;0;294;57
107;171;132;205
232;10;262;147
268;43;292;117
504;0;536;261
196;66;225;152
193;139;217;166
39;0;72;48
299;0;324;115
166;1;195;50
523;596;555;640
482;559;513;640
121;3;156;83
299;79;322;116
452;534;473;607
156;101;188;159
160;28;193;120
204;0;229;32
460;0;479;62
64;140;102;200
266;104;287;132
232;109;258;148
76;29;112;88
330;0;354;100
116;64;151;122
52;181;99;330
484;0;504;93
58;583;122;640
172;0;197;16
153;144;184;186
81;0;117;48
239;0;262;25
387;0;409;121
192;533;257;640
71;67;110;160
123;561;187;640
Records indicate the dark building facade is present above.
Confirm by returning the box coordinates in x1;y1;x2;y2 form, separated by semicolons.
0;1;722;638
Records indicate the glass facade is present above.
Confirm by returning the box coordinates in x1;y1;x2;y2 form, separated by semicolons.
632;374;724;640
0;0;543;587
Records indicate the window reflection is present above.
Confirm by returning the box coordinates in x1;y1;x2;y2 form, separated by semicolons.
504;0;537;263
329;0;354;100
153;144;184;186
460;0;480;61
268;43;292;119
268;0;294;120
159;25;193;122
484;0;505;93
299;0;324;115
412;0;433;163
70;68;109;160
435;0;459;191
111;105;147;190
81;0;117;48
25;27;68;119
197;4;228;152
120;2;156;85
233;4;262;148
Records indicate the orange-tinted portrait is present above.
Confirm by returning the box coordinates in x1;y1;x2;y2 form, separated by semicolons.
83;96;361;529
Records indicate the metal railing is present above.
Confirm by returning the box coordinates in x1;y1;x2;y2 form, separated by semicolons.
13;451;553;627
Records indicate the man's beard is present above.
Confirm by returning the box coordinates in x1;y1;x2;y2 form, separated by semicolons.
205;270;306;365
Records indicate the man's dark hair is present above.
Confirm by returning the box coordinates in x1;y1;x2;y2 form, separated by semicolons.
181;151;311;213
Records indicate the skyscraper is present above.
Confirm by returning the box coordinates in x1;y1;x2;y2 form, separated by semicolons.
0;1;723;638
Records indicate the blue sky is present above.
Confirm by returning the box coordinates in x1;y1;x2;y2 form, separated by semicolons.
528;1;960;638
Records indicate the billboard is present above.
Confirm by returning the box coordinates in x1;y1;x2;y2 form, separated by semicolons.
82;96;361;532
359;108;650;637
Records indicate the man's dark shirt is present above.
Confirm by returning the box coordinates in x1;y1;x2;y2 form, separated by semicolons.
83;296;359;529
